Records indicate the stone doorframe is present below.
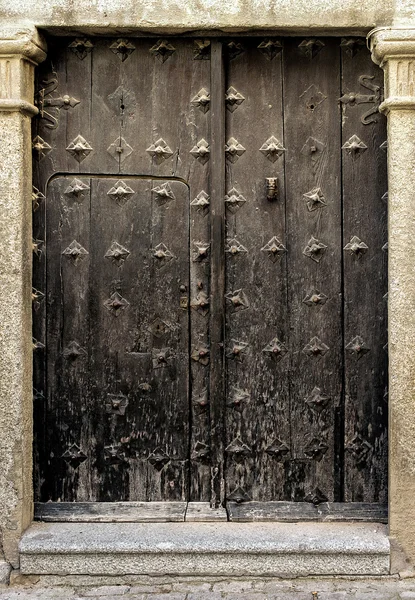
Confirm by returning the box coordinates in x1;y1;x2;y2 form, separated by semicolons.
1;24;414;572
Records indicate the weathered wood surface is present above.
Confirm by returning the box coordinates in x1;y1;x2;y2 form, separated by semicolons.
35;502;186;522
227;501;387;522
185;502;228;522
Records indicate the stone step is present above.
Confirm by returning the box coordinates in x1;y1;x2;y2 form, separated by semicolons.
19;521;390;577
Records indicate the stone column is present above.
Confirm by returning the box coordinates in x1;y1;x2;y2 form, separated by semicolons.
369;27;415;568
0;28;46;568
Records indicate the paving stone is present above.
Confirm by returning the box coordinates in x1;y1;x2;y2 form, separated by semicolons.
212;580;254;592
399;592;415;599
186;593;223;600
82;587;130;596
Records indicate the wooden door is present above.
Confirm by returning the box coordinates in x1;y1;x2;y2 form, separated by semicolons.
33;36;387;516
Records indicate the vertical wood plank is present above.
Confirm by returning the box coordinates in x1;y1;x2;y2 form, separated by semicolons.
209;40;226;507
341;41;388;503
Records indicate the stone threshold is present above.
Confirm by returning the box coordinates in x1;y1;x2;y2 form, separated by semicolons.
19;522;390;578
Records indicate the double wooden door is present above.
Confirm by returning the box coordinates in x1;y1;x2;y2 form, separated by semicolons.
33;36;387;514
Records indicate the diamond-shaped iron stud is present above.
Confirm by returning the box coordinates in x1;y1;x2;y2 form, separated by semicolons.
302;336;329;358
191;190;210;215
153;243;174;268
225;137;246;163
304;438;329;462
62;444;87;468
193;389;209;411
225;86;245;112
62;240;89;264
300;84;327;110
227;387;250;411
150;40;176;63
227;487;251;503
343;235;369;257
265;438;289;460
32;238;44;258
152;182;175;204
147;138;173;164
191;88;210;113
345;335;370;359
64;178;90;201
107;180;135;206
225;438;252;462
340;37;365;57
191;345;210;365
191;292;210;316
109;38;135;61
262;337;288;362
225;289;249;313
193;242;210;262
227;41;244;60
66;134;93;163
105;393;129;416
380;140;388;152
68;38;94;60
148;317;170;337
342;134;367;158
191;442;211;463
303;237;327;263
225;237;248;256
298;38;325;58
32;287;44;310
261;236;287;262
107;136;133;163
346;434;372;466
152;347;172;369
257;38;282;60
303;187;327;212
32;338;45;351
104;445;126;465
193;39;211;60
104;292;130;316
227;340;248;362
32;135;51;160
305;487;328;505
225;187;246;213
105;241;130;265
190;138;210;164
62;341;87;360
259;136;286;162
305;386;331;413
32;186;46;211
302;290;328;307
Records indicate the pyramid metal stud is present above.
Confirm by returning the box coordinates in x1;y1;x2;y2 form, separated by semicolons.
302;290;328;307
193;39;211;60
32;135;51;160
302;336;329;358
147;138;173;164
105;241;130;265
190;138;210;164
380;140;388;152
153;243;174;268
190;291;210;316
105;393;129;416
152;347;172;369
152;182;175;204
193;389;209;411
191;88;210;113
225;187;246;213
340;37;365;57
342;134;367;158
225;289;250;313
300;84;327;110
191;441;211;463
193;242;210;262
104;445;126;465
346;434;372;466
32;238;44;258
304;437;329;462
227;340;249;362
68;38;94;60
32;338;45;351
227;387;250;411
225;237;248;256
261;236;287;263
225;86;245;112
227;486;251;503
225;137;246;163
104;292;130;316
227;41;244;60
109;38;135;61
305;487;328;505
259;136;286;162
298;38;325;58
344;235;369;257
257;38;282;60
191;345;210;366
64;178;90;201
107;180;135;206
382;191;388;203
382;242;388;252
107;136;133;163
191;190;210;215
305;386;331;413
303;187;327;212
225;438;252;461
148;317;170;337
62;444;87;468
32;287;44;310
62;341;87;360
62;240;89;264
262;337;288;362
150;39;176;63
265;438;289;460
66;134;93;163
303;236;327;263
345;335;370;359
32;186;46;211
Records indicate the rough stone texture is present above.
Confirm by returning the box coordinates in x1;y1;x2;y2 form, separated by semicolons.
0;561;11;585
18;522;390;576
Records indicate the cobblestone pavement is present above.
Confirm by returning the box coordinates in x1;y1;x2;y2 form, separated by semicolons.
2;578;415;599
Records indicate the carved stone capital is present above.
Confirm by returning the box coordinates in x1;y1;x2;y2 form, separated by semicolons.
368;28;415;113
0;28;46;117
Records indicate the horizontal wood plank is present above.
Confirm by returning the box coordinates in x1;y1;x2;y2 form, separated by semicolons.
185;502;228;522
227;501;387;523
35;502;187;522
